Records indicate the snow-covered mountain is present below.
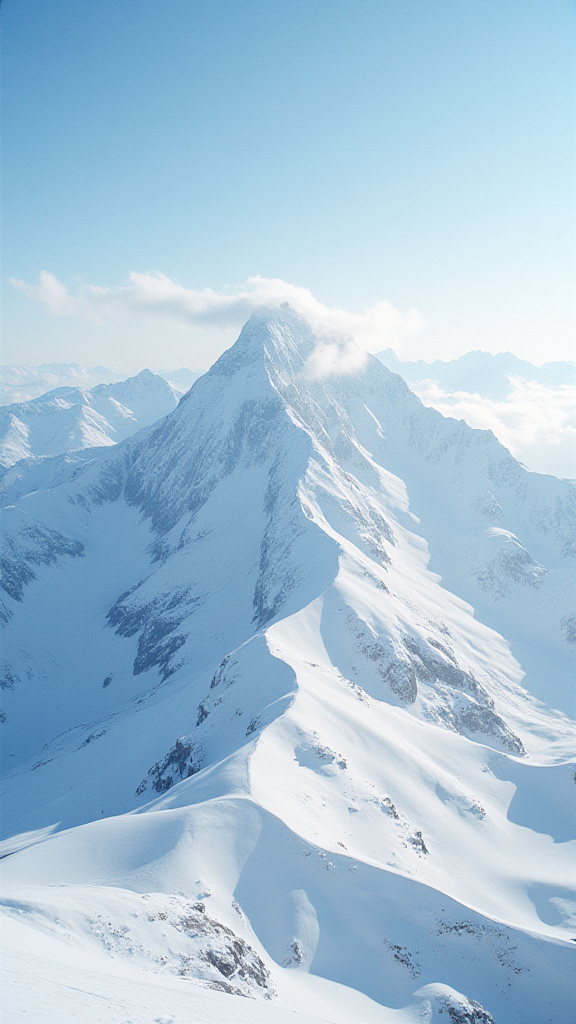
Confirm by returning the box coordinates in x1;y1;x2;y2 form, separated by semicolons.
375;349;576;400
1;308;574;1024
0;369;181;469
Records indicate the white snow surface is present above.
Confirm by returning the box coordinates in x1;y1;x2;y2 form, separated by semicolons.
0;369;182;469
1;307;575;1023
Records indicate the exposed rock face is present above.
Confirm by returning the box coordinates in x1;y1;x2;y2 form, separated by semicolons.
136;735;203;795
1;514;84;603
443;995;495;1023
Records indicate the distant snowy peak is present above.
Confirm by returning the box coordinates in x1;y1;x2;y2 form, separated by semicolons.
0;369;181;469
156;367;201;392
91;368;182;413
0;362;123;405
0;362;200;405
375;348;576;400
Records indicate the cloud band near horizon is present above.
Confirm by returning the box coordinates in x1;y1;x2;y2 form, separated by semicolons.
10;271;426;356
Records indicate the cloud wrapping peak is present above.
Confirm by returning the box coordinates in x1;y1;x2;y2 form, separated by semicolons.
304;332;370;378
11;272;425;361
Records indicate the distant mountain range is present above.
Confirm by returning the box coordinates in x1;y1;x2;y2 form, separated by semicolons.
4;352;572;409
0;369;182;469
375;349;575;400
0;362;200;405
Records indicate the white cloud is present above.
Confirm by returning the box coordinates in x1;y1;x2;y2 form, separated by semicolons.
304;332;370;378
415;378;576;479
10;271;425;362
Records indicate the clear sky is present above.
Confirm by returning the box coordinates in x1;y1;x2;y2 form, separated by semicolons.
2;0;574;371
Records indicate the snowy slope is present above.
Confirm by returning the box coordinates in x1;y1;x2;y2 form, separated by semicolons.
0;369;181;469
1;308;574;1023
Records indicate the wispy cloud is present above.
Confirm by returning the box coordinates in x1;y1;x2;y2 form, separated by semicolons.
415;378;576;479
11;272;425;359
303;332;371;378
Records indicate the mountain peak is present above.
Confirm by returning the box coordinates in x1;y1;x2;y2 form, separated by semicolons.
208;304;317;379
130;368;157;382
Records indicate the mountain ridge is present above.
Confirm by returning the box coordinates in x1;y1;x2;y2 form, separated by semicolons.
375;348;576;399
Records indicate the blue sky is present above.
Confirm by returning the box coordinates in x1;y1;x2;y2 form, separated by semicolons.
2;0;574;371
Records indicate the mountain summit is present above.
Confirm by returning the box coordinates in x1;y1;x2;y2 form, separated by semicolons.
1;308;575;1023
